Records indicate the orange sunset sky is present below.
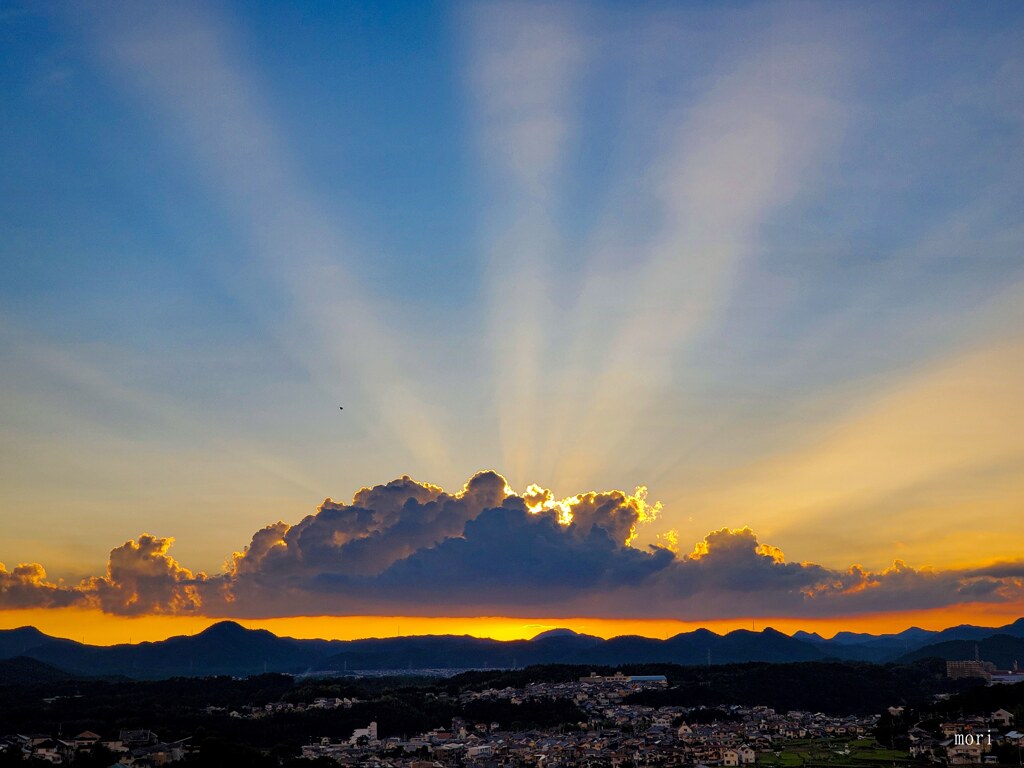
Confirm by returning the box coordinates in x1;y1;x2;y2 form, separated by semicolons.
5;607;1024;648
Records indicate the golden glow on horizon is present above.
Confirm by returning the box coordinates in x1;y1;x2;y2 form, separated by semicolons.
1;604;1021;647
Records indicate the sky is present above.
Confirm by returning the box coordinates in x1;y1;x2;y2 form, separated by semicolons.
1;0;1023;644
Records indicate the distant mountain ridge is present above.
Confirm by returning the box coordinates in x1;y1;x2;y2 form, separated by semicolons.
1;617;1021;681
793;618;1024;662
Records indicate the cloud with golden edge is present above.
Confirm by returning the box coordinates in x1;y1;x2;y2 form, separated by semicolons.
2;472;1022;620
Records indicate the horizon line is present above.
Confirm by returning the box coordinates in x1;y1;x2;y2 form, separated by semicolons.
2;608;1021;647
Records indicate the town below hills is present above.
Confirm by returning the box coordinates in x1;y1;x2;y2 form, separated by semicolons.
2;617;1023;681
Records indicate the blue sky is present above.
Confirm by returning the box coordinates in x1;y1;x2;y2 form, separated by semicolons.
1;0;1023;593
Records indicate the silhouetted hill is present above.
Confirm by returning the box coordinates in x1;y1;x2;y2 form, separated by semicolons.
528;630;585;643
531;629;603;651
0;625;80;658
930;618;1024;643
792;630;826;643
563;627;824;666
317;626;824;670
318;630;611;671
828;626;934;647
898;634;1024;668
320;634;515;671
1;617;1021;679
20;620;347;678
792;618;1024;663
0;656;77;686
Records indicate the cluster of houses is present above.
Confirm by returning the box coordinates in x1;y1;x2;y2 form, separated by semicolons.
296;705;875;767
3;673;1020;766
0;729;190;766
297;674;877;767
203;694;360;719
905;708;1022;765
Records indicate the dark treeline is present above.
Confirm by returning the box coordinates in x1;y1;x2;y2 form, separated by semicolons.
0;670;583;753
442;663;684;692
933;676;1024;718
623;659;977;715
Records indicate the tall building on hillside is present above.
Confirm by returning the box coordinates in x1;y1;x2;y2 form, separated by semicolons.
946;660;995;681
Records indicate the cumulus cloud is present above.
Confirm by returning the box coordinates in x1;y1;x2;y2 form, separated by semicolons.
4;471;1024;619
228;470;513;584
197;474;1024;618
1;535;207;615
800;558;1024;614
362;499;676;605
670;527;832;596
0;562;83;609
82;534;207;615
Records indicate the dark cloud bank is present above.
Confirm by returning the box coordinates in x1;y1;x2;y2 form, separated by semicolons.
2;471;1022;618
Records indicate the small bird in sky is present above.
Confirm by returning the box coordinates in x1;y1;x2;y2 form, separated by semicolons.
339;406;344;410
